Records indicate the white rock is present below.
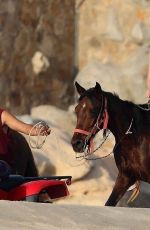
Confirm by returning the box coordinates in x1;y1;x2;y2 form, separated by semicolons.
31;51;50;75
103;7;123;41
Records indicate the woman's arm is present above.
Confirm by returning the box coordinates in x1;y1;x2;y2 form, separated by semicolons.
1;110;51;136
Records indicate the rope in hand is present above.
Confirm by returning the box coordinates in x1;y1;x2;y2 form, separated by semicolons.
50;128;89;167
76;117;134;161
28;122;87;167
28;121;50;149
75;130;112;161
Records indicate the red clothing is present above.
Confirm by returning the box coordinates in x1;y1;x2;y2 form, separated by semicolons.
0;109;15;169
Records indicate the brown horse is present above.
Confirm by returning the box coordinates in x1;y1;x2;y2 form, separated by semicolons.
71;82;150;206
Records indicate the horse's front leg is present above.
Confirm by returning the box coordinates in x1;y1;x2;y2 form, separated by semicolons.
105;173;134;207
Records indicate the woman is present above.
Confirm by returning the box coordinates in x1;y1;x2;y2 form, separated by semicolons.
0;109;51;202
0;108;51;174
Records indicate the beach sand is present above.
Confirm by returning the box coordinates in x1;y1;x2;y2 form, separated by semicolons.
0;201;149;230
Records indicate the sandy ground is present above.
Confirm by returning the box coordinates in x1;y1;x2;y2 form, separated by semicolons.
0;201;149;230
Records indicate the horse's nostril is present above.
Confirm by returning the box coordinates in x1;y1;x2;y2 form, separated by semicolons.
76;140;83;148
71;139;84;152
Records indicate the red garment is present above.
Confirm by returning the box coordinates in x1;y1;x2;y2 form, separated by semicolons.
0;109;15;168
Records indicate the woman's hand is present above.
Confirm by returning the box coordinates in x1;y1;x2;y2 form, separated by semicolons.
38;124;51;136
28;122;51;136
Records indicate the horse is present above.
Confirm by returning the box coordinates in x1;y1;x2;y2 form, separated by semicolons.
2;129;38;177
71;81;150;206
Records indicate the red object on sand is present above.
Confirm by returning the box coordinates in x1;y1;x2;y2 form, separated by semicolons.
0;175;71;202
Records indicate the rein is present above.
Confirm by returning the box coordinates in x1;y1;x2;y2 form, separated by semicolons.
74;95;109;155
84;117;133;161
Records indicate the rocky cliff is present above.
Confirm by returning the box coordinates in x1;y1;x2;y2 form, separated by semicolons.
0;0;150;114
0;0;75;114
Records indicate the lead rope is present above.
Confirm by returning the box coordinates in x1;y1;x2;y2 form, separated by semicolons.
79;118;133;161
75;130;111;160
29;123;88;168
51;129;89;167
28;121;49;149
83;117;139;204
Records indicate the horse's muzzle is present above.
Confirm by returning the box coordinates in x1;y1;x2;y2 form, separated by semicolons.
71;138;85;153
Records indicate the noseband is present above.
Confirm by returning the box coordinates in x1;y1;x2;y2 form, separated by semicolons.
74;95;109;153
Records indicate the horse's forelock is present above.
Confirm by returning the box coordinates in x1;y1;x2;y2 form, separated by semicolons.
79;87;100;100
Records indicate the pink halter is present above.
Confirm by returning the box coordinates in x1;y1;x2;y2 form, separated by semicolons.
74;129;90;136
74;97;109;153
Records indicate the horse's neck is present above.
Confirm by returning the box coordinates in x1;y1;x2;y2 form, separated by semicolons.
105;93;133;140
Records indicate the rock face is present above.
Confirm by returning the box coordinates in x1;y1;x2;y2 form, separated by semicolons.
75;59;147;103
77;0;150;69
0;0;75;114
0;0;150;114
74;0;150;105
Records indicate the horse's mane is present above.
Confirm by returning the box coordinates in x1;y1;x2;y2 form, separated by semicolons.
79;87;134;107
107;91;150;132
79;88;95;101
79;86;149;109
78;87;150;132
106;91;136;106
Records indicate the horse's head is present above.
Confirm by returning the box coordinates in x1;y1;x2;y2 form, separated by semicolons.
71;82;108;153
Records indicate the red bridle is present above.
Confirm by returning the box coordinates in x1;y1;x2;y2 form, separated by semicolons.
74;97;109;153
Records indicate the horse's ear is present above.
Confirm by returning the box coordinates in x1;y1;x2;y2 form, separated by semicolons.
95;82;102;93
75;81;86;96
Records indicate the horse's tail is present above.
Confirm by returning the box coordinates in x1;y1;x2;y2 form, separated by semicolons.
127;181;140;204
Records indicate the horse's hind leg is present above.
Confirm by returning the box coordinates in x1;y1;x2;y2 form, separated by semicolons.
105;173;135;207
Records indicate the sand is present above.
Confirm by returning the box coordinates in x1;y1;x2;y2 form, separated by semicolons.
0;201;149;230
